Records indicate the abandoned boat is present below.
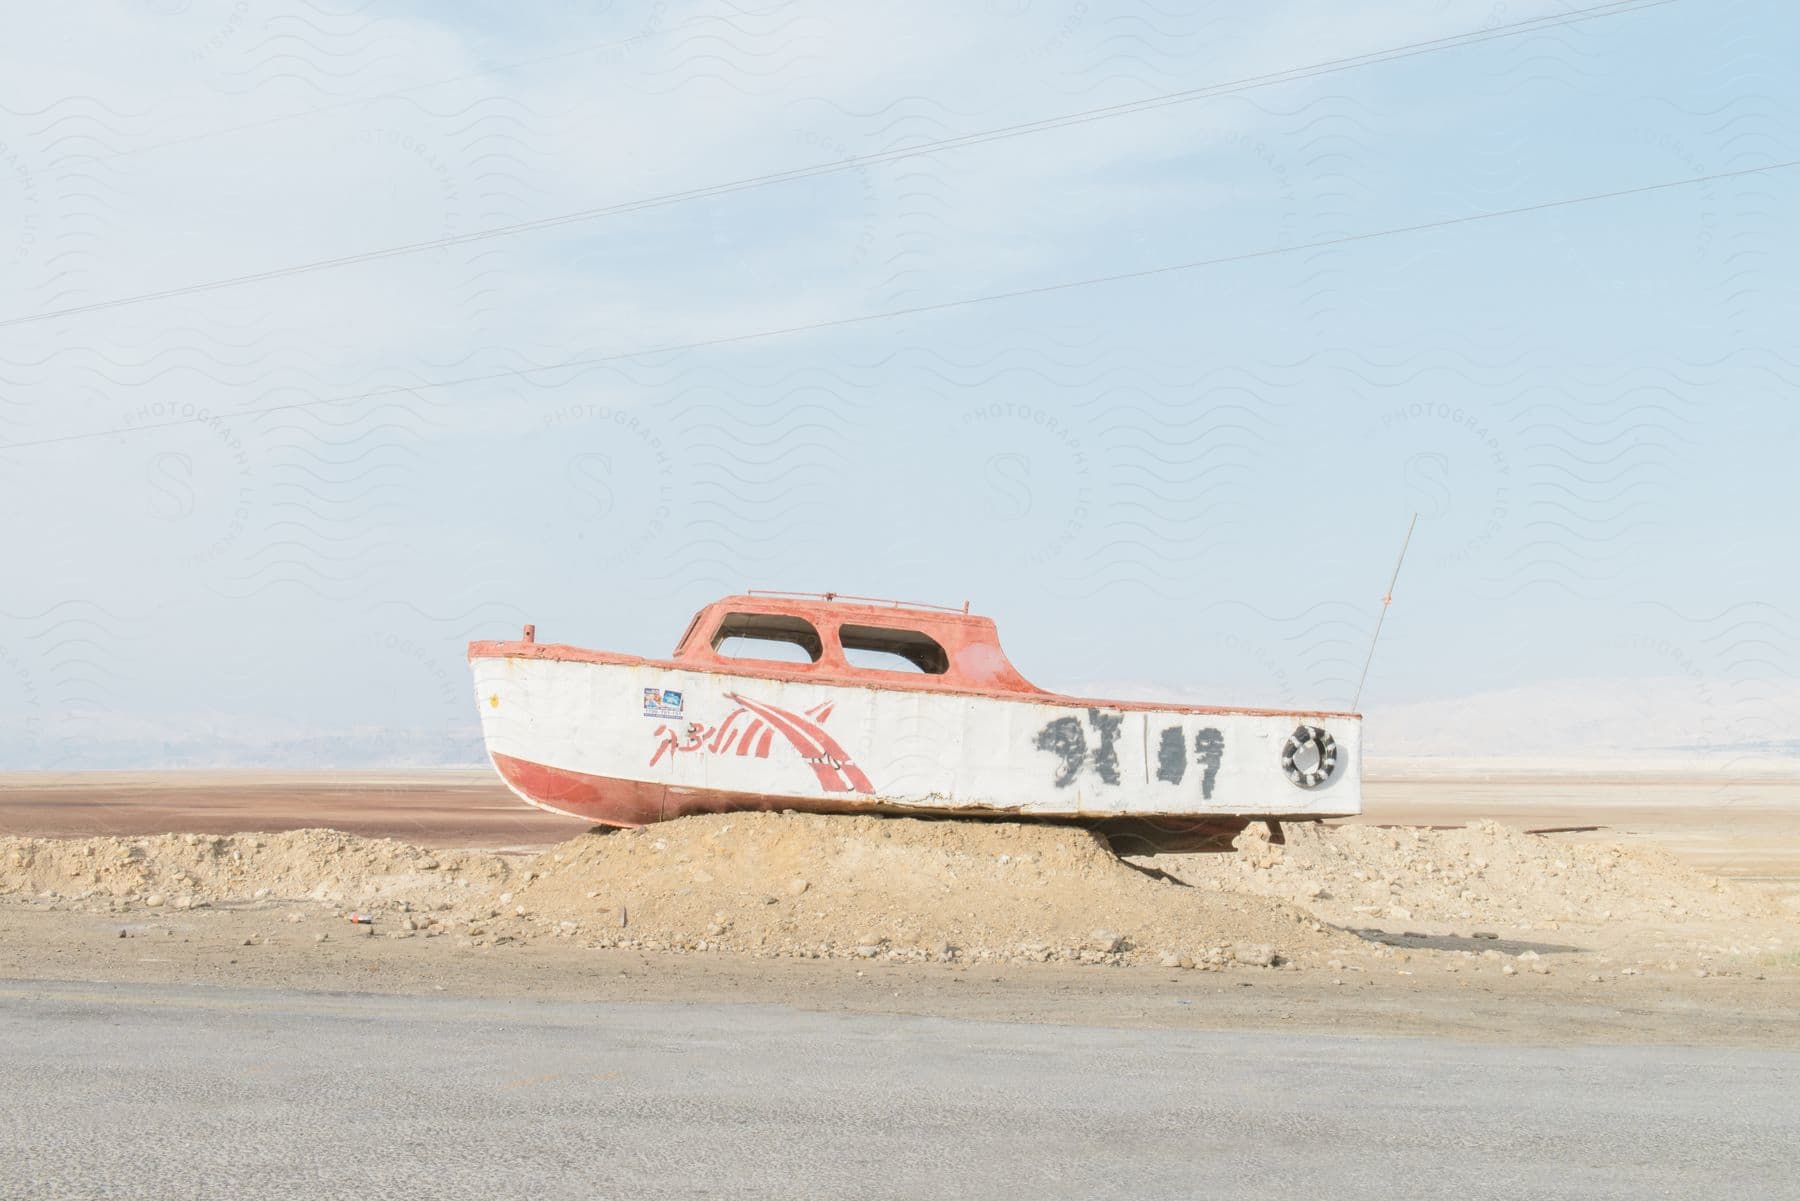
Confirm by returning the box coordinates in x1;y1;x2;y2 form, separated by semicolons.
468;592;1361;828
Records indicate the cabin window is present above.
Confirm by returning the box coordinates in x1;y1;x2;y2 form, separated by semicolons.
711;612;822;664
839;624;949;675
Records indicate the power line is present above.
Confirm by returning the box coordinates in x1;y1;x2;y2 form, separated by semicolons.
6;155;1784;455
0;0;1673;331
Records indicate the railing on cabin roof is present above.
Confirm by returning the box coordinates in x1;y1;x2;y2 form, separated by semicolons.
744;590;971;615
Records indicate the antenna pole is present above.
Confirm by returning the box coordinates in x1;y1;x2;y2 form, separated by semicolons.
1351;512;1417;712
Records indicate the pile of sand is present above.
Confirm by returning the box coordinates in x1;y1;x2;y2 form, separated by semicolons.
4;813;1788;967
0;815;1339;968
1151;820;1788;934
1;829;506;911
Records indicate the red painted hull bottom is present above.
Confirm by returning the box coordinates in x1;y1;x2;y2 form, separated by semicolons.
489;752;1264;841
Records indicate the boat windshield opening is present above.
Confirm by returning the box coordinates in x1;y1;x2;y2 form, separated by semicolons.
711;612;823;664
672;609;705;655
839;624;949;675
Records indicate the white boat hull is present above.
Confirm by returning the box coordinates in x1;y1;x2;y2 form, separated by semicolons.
472;655;1362;825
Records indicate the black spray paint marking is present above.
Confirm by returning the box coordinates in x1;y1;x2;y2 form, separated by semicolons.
1034;716;1087;788
1085;709;1122;785
1154;725;1226;797
1040;714;1225;794
1155;726;1187;783
1033;710;1122;788
1194;727;1224;799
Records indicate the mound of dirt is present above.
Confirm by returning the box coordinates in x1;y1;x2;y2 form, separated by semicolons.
7;813;1788;969
0;829;506;911
1155;820;1790;934
0;815;1342;968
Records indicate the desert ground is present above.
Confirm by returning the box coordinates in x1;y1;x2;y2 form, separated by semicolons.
0;769;1796;1040
4;770;1797;1198
7;767;1797;877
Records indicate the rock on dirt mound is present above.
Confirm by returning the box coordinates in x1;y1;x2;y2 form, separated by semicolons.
0;815;1340;967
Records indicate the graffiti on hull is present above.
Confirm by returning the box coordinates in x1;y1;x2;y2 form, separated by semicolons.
1036;710;1224;798
1035;709;1122;787
649;692;873;794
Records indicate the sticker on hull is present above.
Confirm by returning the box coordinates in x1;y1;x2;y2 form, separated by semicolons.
643;688;684;719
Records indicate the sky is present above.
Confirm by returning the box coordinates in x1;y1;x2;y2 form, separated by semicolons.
0;0;1796;768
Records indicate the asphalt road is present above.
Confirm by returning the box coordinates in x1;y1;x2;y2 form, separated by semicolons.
3;982;1796;1200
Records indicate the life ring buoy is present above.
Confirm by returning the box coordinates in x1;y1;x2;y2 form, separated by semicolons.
1281;726;1338;789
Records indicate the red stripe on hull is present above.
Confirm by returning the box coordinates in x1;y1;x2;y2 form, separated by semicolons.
490;751;894;827
490;751;1267;837
486;751;974;828
490;752;667;826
